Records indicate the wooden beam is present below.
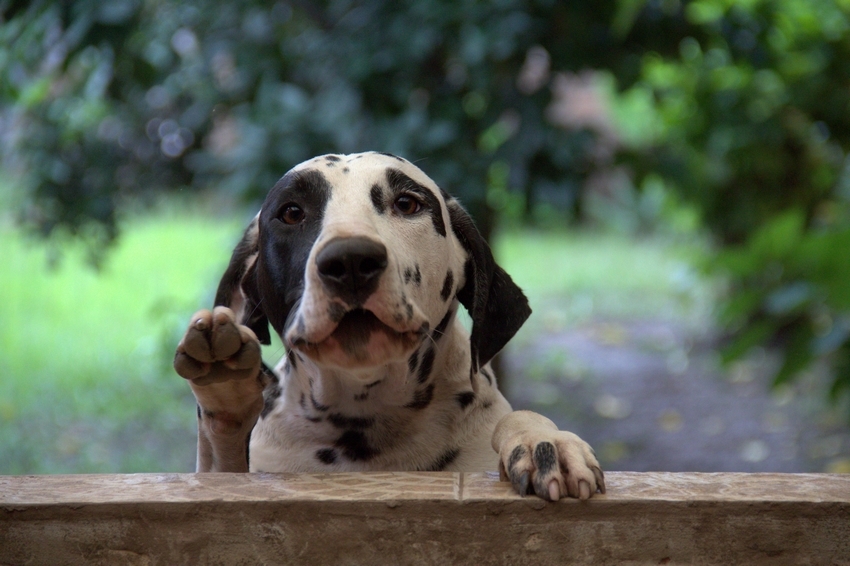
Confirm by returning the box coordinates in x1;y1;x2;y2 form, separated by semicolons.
2;472;849;564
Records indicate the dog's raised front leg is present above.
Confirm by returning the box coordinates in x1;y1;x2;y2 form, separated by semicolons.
174;306;265;472
492;410;606;501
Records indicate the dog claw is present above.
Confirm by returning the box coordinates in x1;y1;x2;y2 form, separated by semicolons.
579;480;591;500
548;479;560;501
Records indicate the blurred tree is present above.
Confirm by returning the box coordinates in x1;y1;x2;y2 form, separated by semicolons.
3;0;850;410
612;0;850;406
0;0;625;252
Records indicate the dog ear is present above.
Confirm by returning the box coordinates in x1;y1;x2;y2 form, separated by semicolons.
448;201;531;376
213;216;272;345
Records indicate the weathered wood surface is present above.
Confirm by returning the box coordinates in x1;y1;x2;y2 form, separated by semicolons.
2;472;849;565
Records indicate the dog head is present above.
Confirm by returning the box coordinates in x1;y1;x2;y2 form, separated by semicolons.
215;152;530;376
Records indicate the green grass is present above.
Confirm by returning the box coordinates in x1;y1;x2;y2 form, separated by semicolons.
0;211;706;474
0;206;246;473
493;230;711;337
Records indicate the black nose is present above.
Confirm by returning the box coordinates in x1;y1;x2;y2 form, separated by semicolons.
316;237;388;304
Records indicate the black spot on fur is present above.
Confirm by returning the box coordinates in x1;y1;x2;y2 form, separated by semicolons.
482;401;493;409
378;152;405;162
328;413;375;429
417;347;435;384
316;448;337;464
370;184;386;214
310;390;329;412
455;391;475;409
440;270;454;301
508;445;527;489
354;392;369;401
432;308;454;341
196;404;201;419
386;168;446;237
413;264;421;286
406;303;413;320
425;448;460;471
325;155;341;162
343;167;350;173
404;267;413;283
261;381;282;418
365;379;383;389
335;430;379;461
532;442;559;499
407;351;419;373
534;442;557;476
405;383;435;410
288;350;298;370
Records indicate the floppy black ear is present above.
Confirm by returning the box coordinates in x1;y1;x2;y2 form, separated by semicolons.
213;217;271;345
448;201;531;376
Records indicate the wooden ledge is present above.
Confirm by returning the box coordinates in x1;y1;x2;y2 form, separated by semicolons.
3;472;849;565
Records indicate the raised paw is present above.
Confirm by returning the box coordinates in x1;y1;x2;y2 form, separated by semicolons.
492;410;605;501
174;306;262;386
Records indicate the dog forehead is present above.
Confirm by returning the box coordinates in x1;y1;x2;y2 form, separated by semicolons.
290;152;444;199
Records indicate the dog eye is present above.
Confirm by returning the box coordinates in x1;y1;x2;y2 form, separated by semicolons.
393;194;422;216
280;204;305;225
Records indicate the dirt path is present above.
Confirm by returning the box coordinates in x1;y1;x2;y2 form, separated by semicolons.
504;317;850;473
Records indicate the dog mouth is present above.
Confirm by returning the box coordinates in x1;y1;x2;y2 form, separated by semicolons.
288;307;427;355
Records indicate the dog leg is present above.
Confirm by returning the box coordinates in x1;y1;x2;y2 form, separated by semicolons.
174;306;266;472
492;410;605;501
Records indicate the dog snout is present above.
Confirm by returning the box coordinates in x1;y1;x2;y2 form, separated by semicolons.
316;237;388;304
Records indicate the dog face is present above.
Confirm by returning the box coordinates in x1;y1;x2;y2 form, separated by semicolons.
216;152;530;376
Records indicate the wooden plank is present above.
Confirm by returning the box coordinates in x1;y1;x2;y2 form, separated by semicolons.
2;472;849;565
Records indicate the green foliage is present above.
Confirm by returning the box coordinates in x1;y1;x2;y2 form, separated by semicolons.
0;0;632;249
615;0;850;406
3;0;850;412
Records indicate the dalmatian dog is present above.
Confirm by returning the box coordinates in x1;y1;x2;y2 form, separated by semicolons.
174;152;605;501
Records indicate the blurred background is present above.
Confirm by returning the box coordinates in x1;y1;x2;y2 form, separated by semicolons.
1;0;849;475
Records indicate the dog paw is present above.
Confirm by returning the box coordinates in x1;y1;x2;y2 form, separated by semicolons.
174;306;262;386
492;410;605;501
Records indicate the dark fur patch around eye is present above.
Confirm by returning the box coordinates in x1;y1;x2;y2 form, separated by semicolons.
405;383;435;410
316;448;337;464
385;168;446;237
370;184;386;214
440;270;454;301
